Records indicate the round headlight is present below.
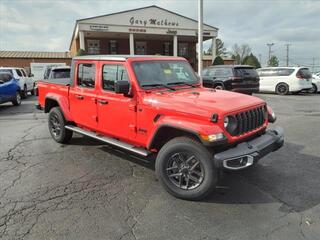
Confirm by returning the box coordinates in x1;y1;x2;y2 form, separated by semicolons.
224;116;229;128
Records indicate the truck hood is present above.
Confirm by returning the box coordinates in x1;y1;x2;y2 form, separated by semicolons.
142;88;265;119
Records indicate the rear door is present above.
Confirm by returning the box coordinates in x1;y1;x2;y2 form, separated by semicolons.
69;62;98;130
96;62;137;141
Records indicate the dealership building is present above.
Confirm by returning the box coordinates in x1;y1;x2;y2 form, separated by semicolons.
69;5;218;70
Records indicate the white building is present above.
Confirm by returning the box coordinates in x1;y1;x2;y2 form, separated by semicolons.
69;5;218;70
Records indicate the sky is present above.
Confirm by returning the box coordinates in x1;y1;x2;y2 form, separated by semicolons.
0;0;319;70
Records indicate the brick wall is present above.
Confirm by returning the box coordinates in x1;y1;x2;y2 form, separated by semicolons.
0;58;72;70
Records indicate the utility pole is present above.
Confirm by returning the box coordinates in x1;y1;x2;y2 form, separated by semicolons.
285;44;291;67
198;0;203;76
258;54;262;65
267;43;274;66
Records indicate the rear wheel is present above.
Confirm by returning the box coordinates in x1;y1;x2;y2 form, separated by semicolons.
48;107;73;143
12;91;21;106
276;83;289;95
155;137;217;200
308;83;318;94
214;83;224;90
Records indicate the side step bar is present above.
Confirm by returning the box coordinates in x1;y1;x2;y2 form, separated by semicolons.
65;125;150;157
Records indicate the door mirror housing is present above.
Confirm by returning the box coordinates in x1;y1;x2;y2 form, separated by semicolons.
115;80;130;95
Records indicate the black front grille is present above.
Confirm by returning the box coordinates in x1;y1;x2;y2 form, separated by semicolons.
227;106;266;136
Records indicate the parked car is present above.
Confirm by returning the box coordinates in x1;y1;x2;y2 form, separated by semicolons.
0;73;21;106
310;74;320;93
36;55;284;200
256;67;312;95
202;65;260;94
0;67;34;98
35;66;70;95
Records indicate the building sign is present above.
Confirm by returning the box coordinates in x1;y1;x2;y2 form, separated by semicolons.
166;29;177;35
129;17;179;27
90;25;109;31
129;28;147;33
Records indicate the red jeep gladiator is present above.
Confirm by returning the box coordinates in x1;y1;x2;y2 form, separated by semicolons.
36;55;284;200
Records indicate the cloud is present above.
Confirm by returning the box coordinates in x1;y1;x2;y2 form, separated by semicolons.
0;0;319;69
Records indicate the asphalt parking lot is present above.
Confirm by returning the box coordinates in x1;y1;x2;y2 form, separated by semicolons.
0;93;319;240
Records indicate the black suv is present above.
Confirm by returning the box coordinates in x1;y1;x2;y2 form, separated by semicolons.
202;65;260;94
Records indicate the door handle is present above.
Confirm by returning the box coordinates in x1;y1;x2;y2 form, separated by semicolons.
75;95;84;100
97;99;108;105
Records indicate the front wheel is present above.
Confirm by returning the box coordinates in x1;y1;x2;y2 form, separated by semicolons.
155;137;217;200
12;91;21;106
21;85;28;99
48;107;73;143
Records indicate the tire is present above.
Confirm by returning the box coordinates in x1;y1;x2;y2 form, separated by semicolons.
21;85;28;99
155;137;217;200
30;88;35;96
48;107;73;143
308;84;318;94
12;91;21;106
214;84;224;90
275;83;289;95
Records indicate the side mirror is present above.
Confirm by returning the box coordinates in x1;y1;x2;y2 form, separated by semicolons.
29;73;34;77
115;80;130;95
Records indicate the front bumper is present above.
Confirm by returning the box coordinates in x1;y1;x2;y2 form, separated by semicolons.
214;127;284;170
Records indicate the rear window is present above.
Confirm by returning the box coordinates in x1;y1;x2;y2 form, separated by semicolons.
297;68;312;79
234;68;258;77
51;69;70;79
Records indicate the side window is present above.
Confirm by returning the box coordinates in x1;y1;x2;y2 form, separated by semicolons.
16;69;23;77
102;64;128;91
21;69;27;77
77;63;95;88
207;68;216;77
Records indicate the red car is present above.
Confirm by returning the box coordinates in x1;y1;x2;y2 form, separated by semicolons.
36;55;284;200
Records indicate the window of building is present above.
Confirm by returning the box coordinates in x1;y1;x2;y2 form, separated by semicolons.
109;40;117;54
77;63;95;88
87;40;100;54
136;42;147;55
102;64;128;91
178;43;188;57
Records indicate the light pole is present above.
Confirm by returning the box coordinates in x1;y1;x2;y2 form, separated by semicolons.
198;0;203;76
267;43;274;66
285;44;291;67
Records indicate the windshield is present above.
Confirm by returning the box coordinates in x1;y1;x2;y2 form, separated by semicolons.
133;61;198;88
0;69;13;76
52;69;70;79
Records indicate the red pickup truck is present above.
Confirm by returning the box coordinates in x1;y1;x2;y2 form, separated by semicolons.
36;55;284;200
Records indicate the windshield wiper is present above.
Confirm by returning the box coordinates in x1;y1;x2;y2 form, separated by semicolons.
141;83;175;91
167;81;197;88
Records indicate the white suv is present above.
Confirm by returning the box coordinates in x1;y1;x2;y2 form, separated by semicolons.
257;67;312;95
0;67;35;98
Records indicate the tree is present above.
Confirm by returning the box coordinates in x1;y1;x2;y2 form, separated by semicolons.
212;56;224;65
76;48;86;56
205;38;227;57
243;53;261;68
231;44;251;64
268;55;279;67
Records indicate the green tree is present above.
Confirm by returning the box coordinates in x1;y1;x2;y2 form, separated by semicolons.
76;48;86;56
268;55;279;67
212;56;224;65
205;38;227;57
243;53;261;68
